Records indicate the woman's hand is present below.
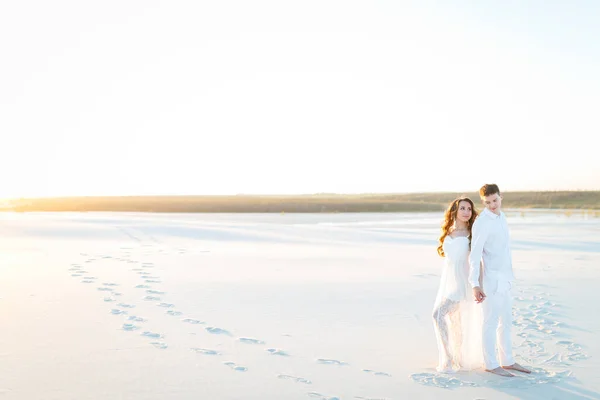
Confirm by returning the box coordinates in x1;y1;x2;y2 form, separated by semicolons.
473;286;486;303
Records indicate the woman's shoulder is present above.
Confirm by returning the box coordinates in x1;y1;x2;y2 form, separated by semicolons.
444;234;470;245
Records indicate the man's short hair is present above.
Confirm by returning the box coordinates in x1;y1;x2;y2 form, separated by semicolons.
479;184;500;197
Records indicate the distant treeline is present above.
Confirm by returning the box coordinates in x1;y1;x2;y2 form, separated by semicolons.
2;191;600;213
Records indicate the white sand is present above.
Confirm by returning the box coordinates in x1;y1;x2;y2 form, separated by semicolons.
0;210;598;399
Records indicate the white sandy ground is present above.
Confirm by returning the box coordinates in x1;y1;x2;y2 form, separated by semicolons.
0;210;599;400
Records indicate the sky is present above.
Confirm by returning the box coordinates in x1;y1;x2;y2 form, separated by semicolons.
1;0;599;198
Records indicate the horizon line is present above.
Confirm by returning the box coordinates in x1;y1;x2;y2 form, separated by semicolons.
3;188;600;201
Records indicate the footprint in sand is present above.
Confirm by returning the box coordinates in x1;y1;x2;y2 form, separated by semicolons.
110;309;128;315
266;348;290;356
517;338;547;359
191;348;221;355
135;284;151;289
541;353;564;366
166;310;183;316
98;287;114;292
307;392;340;400
146;289;165;295
277;374;311;384
157;302;175;308
498;287;587;384
150;342;168;349
122;323;140;331
206;327;232;336
182;318;205;325
363;369;392;377
223;361;247;372
409;373;477;389
354;397;391;400
484;367;575;389
238;337;265;345
556;340;589;362
141;331;163;339
144;295;161;301
145;279;162;284
316;359;348;366
117;303;136;309
127;315;146;322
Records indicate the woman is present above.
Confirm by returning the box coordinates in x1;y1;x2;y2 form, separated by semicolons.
432;197;483;373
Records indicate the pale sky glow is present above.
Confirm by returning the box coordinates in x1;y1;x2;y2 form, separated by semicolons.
1;1;599;198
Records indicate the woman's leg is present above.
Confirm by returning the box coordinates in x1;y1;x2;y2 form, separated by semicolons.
449;307;463;368
433;298;460;371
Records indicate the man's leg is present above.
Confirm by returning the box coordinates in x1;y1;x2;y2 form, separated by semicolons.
497;284;532;373
497;287;515;367
482;291;515;376
481;291;501;370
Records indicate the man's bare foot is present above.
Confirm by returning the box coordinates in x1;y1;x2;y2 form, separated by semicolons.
485;367;514;377
502;363;531;374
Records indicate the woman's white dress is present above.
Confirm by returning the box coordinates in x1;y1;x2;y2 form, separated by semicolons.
433;235;483;372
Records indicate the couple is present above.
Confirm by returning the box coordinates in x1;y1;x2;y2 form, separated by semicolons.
432;184;531;377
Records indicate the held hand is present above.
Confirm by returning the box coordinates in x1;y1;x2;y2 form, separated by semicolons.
473;286;486;303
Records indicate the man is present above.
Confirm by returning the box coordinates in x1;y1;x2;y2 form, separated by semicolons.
468;184;531;377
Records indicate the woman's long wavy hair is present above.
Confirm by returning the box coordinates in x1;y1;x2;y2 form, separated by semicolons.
437;197;478;257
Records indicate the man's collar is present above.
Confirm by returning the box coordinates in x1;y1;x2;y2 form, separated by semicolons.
482;207;501;219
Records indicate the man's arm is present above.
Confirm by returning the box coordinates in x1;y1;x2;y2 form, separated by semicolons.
468;218;489;288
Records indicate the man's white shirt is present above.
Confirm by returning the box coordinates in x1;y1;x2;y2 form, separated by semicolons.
468;208;515;289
